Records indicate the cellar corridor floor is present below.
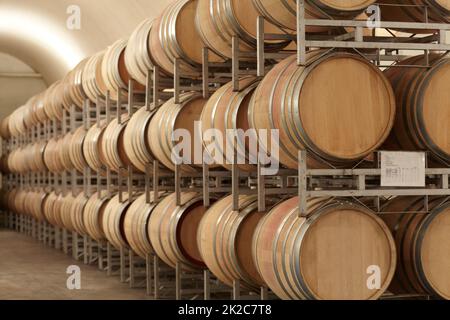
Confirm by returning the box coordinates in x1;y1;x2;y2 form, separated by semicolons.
0;230;148;300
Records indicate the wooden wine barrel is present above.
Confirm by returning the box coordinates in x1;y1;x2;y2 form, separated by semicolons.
149;192;208;271
43;81;64;121
62;59;88;110
60;132;75;172
14;190;28;217
0;116;11;139
11;148;22;174
30;141;47;173
381;197;450;299
43;192;61;227
33;92;48;124
196;0;291;59
253;196;396;300
44;138;65;173
27;191;48;222
21;145;35;173
7;149;19;173
6;189;19;214
23;97;40;130
84;191;110;241
83;121;107;174
383;54;450;162
253;0;375;31
52;192;66;229
148;93;206;173
0;154;10;174
8;147;23;174
124;18;156;86
70;192;89;235
378;0;450;30
123;105;157;173
198;194;265;290
22;191;33;217
69;126;88;173
100;114;134;174
249;52;396;169
101;39;144;101
102;192;133;250
13;147;30;174
201;76;260;172
82;51;108;103
60;193;76;231
123;192;167;259
8;105;27;138
149;0;222;77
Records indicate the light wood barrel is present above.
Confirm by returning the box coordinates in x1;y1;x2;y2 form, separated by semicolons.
83;191;110;241
124;18;155;86
14;190;28;217
149;192;208;271
253;0;375;31
43;192;63;227
0;154;10;174
381;197;450;299
70;192;89;235
383;54;450;162
0;116;11;139
198;195;265;290
83;121;107;174
69;126;88;173
62;59;87;110
23;97;40;129
123;192;167;259
100;114;134;174
44;138;65;173
7;149;20;173
102;39;144;101
29;141;47;173
52;193;66;229
60;132;75;171
22;145;35;173
43;81;64;121
102;193;133;250
60;193;76;231
82;52;108;103
123;105;157;173
148;93;206;173
149;0;222;77
196;0;291;59
6;189;19;214
23;191;47;222
8;147;24;174
249;52;396;169
35;92;48;124
8;106;27;138
201;76;260;172
253;196;396;300
378;0;450;30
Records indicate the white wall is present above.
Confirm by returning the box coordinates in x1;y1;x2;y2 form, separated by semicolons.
0;53;47;120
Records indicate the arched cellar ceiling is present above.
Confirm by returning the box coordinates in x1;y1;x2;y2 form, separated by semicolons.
0;0;168;83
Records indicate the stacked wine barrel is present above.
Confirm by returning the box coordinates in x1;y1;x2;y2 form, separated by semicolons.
1;0;450;301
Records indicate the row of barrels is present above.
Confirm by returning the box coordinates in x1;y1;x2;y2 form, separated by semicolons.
1;189;449;300
4;0;449;139
3;51;450;173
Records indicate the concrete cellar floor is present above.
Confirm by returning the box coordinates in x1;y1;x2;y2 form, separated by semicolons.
0;230;148;300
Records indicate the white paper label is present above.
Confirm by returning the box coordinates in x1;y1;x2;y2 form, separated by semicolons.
380;151;425;187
